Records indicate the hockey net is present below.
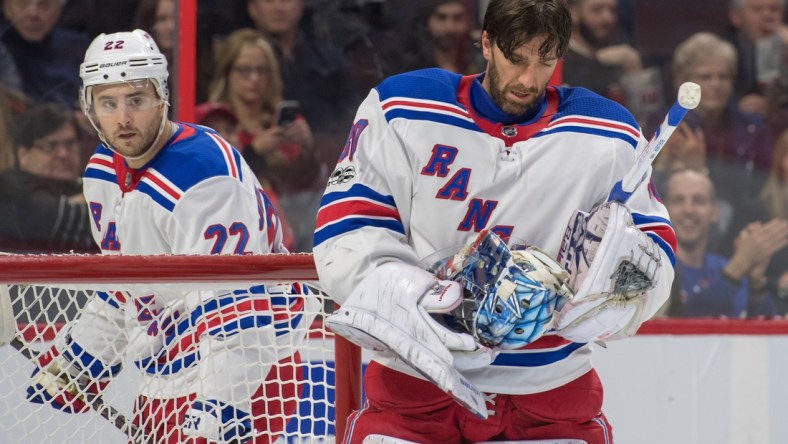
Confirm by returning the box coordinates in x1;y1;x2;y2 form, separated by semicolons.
0;253;360;444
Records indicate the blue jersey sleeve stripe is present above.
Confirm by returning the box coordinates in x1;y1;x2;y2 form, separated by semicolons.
136;182;176;212
320;183;397;207
632;213;671;226
490;342;586;367
314;217;405;247
647;233;676;266
84;168;117;184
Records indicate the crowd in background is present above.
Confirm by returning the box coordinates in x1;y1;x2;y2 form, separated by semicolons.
0;0;787;319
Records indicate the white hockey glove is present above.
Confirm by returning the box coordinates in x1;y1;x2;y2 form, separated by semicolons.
434;230;572;350
555;202;662;343
26;337;120;413
183;399;253;442
325;261;493;419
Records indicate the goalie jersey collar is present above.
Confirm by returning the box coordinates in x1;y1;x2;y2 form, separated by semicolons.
457;74;560;146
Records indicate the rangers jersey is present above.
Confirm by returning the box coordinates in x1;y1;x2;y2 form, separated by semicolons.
63;123;312;399
314;68;676;395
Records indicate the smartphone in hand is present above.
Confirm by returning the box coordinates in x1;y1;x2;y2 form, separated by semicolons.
274;100;300;127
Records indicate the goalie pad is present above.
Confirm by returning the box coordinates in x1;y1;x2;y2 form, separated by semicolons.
325;262;491;419
555;202;663;342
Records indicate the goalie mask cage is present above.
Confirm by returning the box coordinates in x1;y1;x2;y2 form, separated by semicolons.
0;253;362;444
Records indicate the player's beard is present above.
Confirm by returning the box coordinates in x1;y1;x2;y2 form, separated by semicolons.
487;56;543;116
106;107;165;159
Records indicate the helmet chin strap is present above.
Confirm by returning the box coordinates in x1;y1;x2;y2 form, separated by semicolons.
92;102;171;164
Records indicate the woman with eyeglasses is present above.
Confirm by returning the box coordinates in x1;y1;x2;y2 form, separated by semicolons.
203;28;319;252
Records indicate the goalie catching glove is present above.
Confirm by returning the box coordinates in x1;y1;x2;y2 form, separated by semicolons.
556;201;670;343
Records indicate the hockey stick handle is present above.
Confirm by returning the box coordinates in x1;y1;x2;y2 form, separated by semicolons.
9;337;142;440
607;82;701;203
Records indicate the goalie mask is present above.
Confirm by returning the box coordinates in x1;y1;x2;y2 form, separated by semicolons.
427;230;573;349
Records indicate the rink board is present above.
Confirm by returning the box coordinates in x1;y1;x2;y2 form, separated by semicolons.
2;328;788;443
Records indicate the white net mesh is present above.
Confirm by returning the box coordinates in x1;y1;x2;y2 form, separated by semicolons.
0;278;342;444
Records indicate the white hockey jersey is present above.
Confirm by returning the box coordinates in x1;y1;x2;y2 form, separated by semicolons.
314;69;677;395
64;123;311;399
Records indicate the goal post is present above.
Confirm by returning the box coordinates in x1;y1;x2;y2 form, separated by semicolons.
0;253;361;443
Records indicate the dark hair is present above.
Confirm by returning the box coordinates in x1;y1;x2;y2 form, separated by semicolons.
482;0;571;60
14;103;76;149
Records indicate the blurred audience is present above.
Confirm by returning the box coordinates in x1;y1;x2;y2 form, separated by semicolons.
56;0;139;37
246;0;358;135
651;32;772;247
134;0;177;112
206;28;318;251
1;0;89;107
0;102;96;253
663;169;781;318
0;41;21;92
0;85;22;174
733;129;788;312
397;0;484;75
194;100;297;251
726;0;788;119
563;0;663;125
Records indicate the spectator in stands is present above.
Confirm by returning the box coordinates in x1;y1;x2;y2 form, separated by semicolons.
0;102;95;253
246;0;358;135
563;0;663;125
206;28;317;251
0;41;21;93
726;0;788;119
194;100;297;251
754;130;788;311
56;0;139;37
663;169;783;318
1;0;89;107
653;32;773;246
398;0;485;75
0;85;21;174
134;0;177;112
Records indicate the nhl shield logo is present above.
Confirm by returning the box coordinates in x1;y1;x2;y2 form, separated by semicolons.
501;126;517;137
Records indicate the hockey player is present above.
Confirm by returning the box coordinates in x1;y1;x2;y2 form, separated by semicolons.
314;0;676;442
25;30;317;443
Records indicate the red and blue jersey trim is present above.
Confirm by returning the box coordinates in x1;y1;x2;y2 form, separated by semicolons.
314;183;403;247
84;151;117;184
537;114;640;149
633;212;677;265
135;285;306;376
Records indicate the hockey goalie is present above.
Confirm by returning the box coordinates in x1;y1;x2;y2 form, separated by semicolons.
22;30;319;443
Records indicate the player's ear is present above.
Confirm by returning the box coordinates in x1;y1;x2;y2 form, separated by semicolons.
481;31;493;61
